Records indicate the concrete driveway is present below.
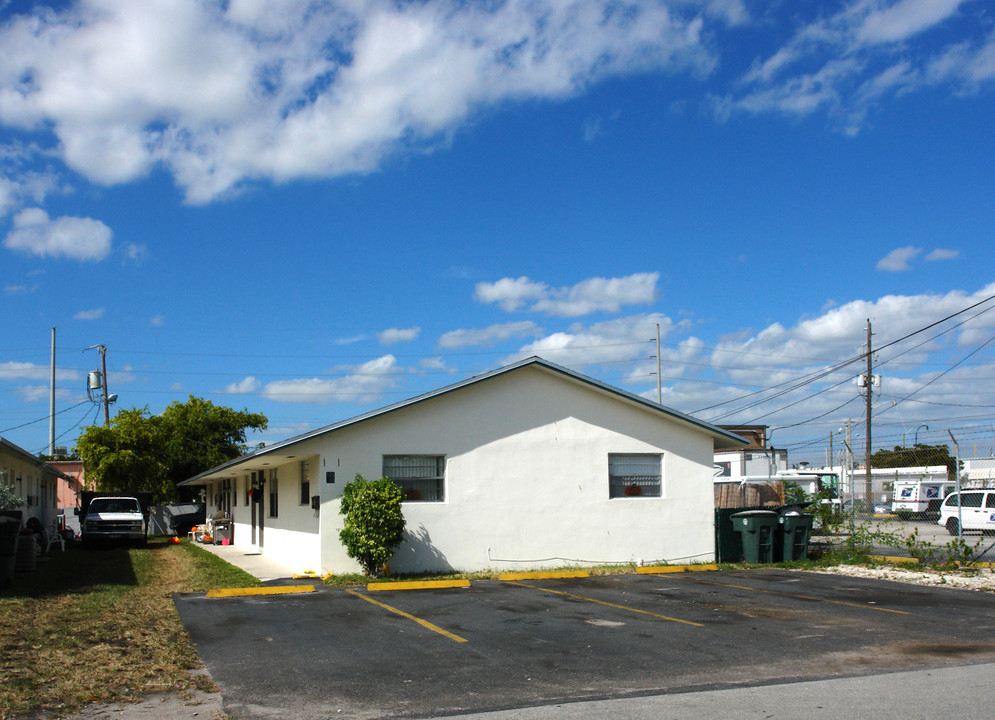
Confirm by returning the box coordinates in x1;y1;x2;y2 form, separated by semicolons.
174;569;995;719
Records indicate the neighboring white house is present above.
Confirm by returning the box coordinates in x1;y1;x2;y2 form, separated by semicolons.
180;357;748;575
1;436;67;527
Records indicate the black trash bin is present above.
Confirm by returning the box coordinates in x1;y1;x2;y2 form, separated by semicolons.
0;514;22;588
731;510;778;563
778;511;815;561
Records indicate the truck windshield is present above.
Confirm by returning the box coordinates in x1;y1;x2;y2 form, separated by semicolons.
91;499;140;513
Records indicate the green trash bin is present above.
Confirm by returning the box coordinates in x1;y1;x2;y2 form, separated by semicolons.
779;512;814;561
731;510;778;563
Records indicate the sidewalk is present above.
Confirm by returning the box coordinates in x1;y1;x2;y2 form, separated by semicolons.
192;540;304;583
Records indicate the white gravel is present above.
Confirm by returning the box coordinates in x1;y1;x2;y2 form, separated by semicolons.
812;563;995;591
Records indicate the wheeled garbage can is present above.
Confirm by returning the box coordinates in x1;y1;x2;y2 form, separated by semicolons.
730;510;778;563
778;511;815;561
0;515;21;588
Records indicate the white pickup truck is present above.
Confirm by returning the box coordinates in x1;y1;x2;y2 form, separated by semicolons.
80;493;151;547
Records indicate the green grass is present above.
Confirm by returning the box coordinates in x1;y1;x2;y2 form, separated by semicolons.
0;536;260;720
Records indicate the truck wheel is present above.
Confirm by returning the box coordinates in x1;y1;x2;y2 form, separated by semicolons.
946;518;959;536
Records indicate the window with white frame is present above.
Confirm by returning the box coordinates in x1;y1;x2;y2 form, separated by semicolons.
299;460;311;505
609;454;662;498
383;455;445;502
268;469;279;517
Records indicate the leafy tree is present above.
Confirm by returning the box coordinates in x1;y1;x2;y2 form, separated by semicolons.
338;474;406;576
76;396;267;503
870;443;956;477
76;408;169;498
158;396;267;486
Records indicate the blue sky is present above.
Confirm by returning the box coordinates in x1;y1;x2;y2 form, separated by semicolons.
2;0;994;467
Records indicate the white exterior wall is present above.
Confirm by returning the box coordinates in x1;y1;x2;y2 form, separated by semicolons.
306;366;717;574
203;458;321;572
1;443;60;526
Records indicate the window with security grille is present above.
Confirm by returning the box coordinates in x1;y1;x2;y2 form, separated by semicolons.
268;469;279;517
383;455;445;502
609;454;662;498
299;460;311;505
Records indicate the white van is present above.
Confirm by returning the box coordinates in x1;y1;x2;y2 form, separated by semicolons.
937;490;995;535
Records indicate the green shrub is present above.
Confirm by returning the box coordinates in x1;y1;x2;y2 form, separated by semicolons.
338;474;406;576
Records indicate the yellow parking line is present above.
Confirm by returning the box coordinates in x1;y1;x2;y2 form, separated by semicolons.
684;577;910;615
345;589;468;643
207;584;315;598
637;563;719;574
509;582;703;627
368;579;471;592
498;571;590;581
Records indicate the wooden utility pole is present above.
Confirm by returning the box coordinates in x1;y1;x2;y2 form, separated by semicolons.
864;319;873;507
99;345;110;427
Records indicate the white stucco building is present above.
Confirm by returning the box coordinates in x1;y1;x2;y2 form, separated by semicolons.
181;358;747;575
1;436;67;528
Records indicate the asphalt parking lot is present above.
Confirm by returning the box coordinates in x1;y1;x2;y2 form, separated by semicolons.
174;569;995;719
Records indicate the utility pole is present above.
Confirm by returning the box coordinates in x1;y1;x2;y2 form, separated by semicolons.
86;344;111;427
864;319;873;509
845;419;853;509
656;323;662;405
99;345;109;427
49;327;56;456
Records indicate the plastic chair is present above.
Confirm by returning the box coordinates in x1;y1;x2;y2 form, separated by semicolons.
46;520;66;553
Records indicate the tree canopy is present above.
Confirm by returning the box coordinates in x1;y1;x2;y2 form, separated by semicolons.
76;396;267;503
870;443;956;477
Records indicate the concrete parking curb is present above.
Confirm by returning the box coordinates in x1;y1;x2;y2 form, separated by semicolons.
366;579;471;591
637;563;719;574
499;570;590;581
206;584;316;597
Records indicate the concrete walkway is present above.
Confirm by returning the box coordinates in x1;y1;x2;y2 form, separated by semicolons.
192;540;304;582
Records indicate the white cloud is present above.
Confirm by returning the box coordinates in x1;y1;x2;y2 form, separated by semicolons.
476;273;658;317
0;361;80;383
534;273;659;317
74;307;105;320
4;284;32;295
503;313;676;368
334;334;367;346
855;0;965;46
438;321;541;349
725;0;987;133
876;245;922;272
262;355;400;404
150;314;165;327
225;376;260;394
378;327;421;345
474;277;548;312
124;242;149;264
925;248;960;261
3;208;112;261
0;144;62;219
0;1;720;204
419;357;453;372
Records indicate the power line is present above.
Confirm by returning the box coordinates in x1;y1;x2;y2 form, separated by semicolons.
0;400;92;434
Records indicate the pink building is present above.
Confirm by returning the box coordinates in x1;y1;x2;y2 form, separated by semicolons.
48;460;91;509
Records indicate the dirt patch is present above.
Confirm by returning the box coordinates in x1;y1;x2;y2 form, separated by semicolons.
895;641;995;659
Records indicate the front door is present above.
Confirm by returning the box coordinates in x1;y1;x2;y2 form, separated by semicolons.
250;471;265;550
